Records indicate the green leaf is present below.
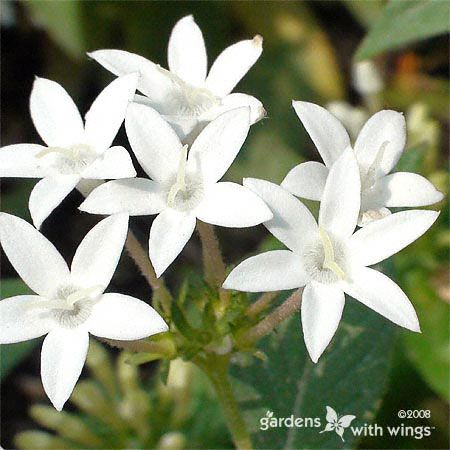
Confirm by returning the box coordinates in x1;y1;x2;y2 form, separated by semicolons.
355;0;450;60
1;279;39;379
402;271;449;401
233;299;397;448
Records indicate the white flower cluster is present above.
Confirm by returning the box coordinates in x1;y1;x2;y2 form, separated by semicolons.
0;15;443;409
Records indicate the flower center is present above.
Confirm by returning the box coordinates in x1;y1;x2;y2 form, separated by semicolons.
303;229;347;284
29;285;102;328
166;145;204;212
319;228;346;279
36;144;98;175
162;70;220;117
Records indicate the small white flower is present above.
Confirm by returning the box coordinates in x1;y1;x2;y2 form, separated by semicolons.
0;74;139;229
326;100;368;140
282;101;444;226
224;149;439;363
320;406;355;442
0;213;168;411
89;15;265;143
79;105;272;277
352;60;384;96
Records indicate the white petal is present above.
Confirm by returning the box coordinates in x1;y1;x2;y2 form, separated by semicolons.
0;213;70;297
168;15;207;86
149;209;196;277
80;146;136;179
349;210;439;266
71;214;128;290
369;172;444;208
41;327;89;411
301;282;345;363
358;207;391;227
0;144;49;178
187;107;250;183
205;35;263;97
163;114;200;142
125;103;182;183
76;179;104;197
88;50;175;105
30;78;84;148
223;250;308;292
133;94;201;141
355;110;406;177
342;266;420;332
88;293;168;340
202;93;266;124
319;149;360;239
244;178;318;254
281;161;329;201
29;175;80;229
0;295;52;344
79;178;165;216
196;182;272;227
84;73;138;152
292;101;350;167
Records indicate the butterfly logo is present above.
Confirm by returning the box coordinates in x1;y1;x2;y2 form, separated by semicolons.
320;406;356;442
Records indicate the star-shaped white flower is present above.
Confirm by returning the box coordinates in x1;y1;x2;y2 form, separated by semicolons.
79;105;272;277
282;101;443;226
89;15;265;143
0;213;168;411
0;74;139;229
223;149;439;363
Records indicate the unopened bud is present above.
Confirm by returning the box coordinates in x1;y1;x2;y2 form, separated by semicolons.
352;60;383;95
30;405;103;447
15;431;71;450
156;431;186;450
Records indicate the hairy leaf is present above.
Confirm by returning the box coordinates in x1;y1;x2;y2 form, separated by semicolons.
233;298;397;448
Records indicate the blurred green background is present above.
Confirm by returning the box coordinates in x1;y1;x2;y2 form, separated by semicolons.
0;1;448;449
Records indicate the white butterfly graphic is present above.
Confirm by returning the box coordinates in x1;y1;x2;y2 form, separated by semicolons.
320;406;356;442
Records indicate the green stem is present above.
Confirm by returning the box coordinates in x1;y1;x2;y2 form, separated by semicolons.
196;220;226;287
240;288;303;346
196;220;230;314
197;356;253;450
246;292;277;318
100;337;174;356
125;230;172;316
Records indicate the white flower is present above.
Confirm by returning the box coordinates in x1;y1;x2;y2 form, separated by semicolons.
352;60;384;96
224;149;439;363
79;105;272;277
0;213;168;411
0;74;139;229
89;15;265;143
282;101;444;226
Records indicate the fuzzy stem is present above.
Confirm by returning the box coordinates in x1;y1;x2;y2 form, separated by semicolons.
241;288;303;345
246;292;278;318
125;230;172;315
196;221;231;314
100;337;173;355
196;220;226;287
197;356;253;450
